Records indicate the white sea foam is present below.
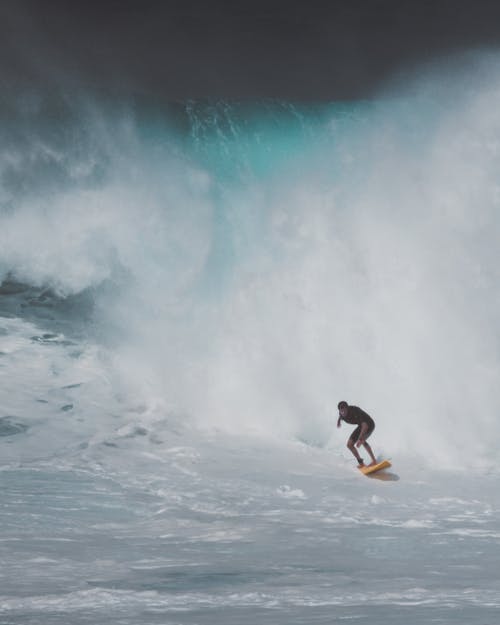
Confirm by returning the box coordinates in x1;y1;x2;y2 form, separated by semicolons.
2;53;500;625
2;71;500;470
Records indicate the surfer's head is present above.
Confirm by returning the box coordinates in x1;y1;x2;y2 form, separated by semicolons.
338;400;348;417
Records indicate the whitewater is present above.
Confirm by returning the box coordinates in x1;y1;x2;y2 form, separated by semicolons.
2;55;500;624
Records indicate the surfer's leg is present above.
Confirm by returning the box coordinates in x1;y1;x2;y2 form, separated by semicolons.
361;424;377;465
347;427;364;465
362;441;377;465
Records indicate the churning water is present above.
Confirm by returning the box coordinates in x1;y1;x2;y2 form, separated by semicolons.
2;54;500;624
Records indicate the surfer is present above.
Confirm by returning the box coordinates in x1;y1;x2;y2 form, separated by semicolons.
337;401;377;467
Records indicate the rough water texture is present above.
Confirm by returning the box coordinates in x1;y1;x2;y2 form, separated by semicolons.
2;55;500;624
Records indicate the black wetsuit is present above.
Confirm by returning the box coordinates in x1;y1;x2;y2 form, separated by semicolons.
340;405;375;442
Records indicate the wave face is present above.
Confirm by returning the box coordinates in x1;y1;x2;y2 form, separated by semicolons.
2;56;500;470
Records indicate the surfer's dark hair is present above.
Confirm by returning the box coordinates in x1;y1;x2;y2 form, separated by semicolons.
337;401;348;410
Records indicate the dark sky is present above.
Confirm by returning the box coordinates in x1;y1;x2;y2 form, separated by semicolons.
2;0;500;100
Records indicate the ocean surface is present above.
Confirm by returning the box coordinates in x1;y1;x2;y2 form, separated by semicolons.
2;55;500;624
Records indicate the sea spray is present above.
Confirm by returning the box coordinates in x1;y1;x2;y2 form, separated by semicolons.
1;58;500;469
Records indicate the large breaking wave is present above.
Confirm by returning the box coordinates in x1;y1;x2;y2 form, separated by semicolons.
2;53;500;470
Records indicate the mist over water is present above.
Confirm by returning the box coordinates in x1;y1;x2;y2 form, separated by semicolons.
5;54;500;625
2;55;500;471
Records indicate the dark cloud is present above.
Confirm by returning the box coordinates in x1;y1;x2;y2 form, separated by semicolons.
2;0;500;100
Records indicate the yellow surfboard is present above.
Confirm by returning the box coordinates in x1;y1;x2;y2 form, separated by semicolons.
359;459;392;475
